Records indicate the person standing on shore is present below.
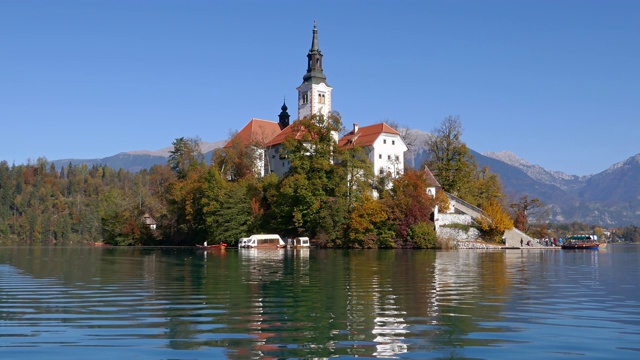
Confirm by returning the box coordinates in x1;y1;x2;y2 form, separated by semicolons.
520;238;523;247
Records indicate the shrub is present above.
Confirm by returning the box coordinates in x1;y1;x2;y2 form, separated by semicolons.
409;222;438;249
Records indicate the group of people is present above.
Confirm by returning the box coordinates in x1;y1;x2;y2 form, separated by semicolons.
520;237;563;248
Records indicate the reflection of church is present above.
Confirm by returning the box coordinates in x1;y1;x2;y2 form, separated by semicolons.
224;22;410;181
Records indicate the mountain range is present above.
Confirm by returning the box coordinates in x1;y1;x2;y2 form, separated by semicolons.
50;130;640;227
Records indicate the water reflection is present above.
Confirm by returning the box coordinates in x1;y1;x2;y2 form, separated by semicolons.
1;246;639;359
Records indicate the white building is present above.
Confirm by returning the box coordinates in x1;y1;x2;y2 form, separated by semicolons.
226;23;410;183
338;123;408;178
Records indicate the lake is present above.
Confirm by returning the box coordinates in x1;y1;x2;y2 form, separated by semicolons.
1;245;639;359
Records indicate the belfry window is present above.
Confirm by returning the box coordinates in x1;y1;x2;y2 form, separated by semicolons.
300;92;309;105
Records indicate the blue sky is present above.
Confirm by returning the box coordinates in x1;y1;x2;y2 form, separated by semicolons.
1;0;638;176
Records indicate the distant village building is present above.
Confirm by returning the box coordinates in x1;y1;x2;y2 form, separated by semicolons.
141;213;157;230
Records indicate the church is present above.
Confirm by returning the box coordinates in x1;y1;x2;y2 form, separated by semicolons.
224;23;408;181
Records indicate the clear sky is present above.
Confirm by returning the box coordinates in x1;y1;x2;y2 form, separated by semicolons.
1;0;638;176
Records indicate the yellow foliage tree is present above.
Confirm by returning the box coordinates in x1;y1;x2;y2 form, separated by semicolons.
477;199;514;242
348;195;389;248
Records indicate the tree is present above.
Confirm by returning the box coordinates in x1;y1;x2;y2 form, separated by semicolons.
207;181;252;245
168;137;205;179
510;195;542;233
347;195;390;248
166;165;208;244
334;144;374;209
98;187;140;245
213;131;263;181
267;113;344;238
476;199;514;242
409;222;438;249
423;115;477;198
383;169;437;246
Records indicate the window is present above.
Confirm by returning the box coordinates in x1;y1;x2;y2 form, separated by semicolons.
378;154;382;159
318;93;325;104
383;139;387;144
379;168;384;175
300;91;309;105
395;155;399;161
388;155;391;160
392;140;395;145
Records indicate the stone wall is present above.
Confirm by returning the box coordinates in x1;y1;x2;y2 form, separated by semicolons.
437;226;481;242
437;213;475;226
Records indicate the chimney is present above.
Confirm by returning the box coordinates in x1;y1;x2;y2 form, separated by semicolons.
353;123;359;133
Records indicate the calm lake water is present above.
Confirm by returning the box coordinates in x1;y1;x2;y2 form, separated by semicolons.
1;245;639;359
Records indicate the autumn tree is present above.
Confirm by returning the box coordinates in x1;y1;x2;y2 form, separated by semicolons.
510;195;542;233
166;165;208;244
98;184;140;245
347;194;391;248
476;199;514;242
382;168;437;247
213;131;263;181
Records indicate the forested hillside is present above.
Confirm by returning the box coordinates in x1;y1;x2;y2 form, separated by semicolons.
0;117;459;247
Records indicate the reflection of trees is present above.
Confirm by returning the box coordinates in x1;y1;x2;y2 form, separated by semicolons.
428;251;510;350
1;247;514;357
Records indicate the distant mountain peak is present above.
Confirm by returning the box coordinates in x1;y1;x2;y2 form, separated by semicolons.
604;153;640;174
483;150;584;189
483;151;531;167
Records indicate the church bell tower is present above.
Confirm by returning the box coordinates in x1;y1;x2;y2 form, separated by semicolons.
297;21;332;121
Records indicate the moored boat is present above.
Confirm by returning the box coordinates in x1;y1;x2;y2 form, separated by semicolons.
288;237;310;248
196;243;228;250
561;235;600;250
241;234;286;249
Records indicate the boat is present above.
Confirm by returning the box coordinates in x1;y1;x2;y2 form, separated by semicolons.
196;243;228;250
241;234;286;249
288;237;310;248
238;237;250;248
561;235;600;250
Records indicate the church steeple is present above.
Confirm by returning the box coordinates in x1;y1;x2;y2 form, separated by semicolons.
303;20;326;85
297;21;332;121
278;99;290;130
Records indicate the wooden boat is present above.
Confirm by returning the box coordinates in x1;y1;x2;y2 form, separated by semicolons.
241;234;286;249
196;243;228;250
561;235;600;250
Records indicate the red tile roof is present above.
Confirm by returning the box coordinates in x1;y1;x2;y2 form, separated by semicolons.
224;118;281;148
338;123;401;148
423;166;441;187
265;123;310;147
